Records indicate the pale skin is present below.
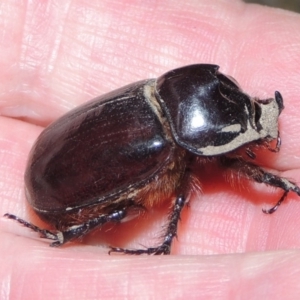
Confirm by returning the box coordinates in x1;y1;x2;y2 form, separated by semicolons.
1;0;300;298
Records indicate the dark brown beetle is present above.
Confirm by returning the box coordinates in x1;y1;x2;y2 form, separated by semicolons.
5;64;300;255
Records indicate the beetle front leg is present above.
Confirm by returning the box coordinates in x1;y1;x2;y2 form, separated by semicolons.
221;156;300;213
109;194;187;255
4;209;128;247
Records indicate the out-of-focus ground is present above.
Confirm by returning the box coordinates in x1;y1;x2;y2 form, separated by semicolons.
244;0;300;12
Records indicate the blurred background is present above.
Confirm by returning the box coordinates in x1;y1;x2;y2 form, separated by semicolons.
244;0;300;12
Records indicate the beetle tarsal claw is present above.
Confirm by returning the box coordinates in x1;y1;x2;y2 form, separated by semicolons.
262;191;288;214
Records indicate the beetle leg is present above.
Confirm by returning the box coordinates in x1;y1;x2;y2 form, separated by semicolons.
4;208;128;247
221;157;300;213
4;213;59;241
51;209;128;246
109;194;187;255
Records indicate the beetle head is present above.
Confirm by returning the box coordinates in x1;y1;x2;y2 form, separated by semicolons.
155;64;283;156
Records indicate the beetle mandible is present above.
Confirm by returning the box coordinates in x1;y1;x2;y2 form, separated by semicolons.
5;64;300;255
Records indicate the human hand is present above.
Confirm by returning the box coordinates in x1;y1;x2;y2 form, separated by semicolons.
1;0;300;298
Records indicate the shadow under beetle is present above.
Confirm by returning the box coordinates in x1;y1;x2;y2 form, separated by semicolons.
5;64;300;255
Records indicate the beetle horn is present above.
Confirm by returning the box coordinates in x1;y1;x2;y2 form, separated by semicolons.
275;91;284;115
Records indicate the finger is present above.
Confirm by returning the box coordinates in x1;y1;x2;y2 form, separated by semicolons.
1;234;300;299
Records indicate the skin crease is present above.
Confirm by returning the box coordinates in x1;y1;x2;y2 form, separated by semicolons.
1;0;300;298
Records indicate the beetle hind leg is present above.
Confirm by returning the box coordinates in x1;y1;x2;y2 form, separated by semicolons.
109;194;186;255
4;208;128;247
4;213;59;241
221;156;300;213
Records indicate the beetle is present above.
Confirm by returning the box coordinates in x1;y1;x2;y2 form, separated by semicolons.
4;64;300;255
